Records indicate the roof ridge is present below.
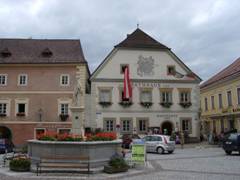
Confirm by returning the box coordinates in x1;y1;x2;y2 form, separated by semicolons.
201;57;240;88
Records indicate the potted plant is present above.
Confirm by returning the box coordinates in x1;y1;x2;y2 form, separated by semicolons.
59;114;69;121
10;157;31;172
16;112;25;116
160;102;173;108
104;153;129;173
179;102;192;108
119;100;133;107
99;101;112;107
140;102;153;108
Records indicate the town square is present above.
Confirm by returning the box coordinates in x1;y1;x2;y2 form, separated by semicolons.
0;0;240;180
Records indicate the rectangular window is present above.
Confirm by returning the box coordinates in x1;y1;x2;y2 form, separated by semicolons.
105;120;114;132
18;103;25;113
167;65;175;75
0;103;7;116
237;88;240;105
227;91;232;107
205;97;208;111
60;103;69;115
140;90;152;102
120;89;131;102
0;74;7;86
138;119;148;132
18;74;27;86
211;96;215;109
218;94;223;108
120;64;129;74
180;92;190;103
60;74;69;86
99;89;111;103
161;91;172;103
182;119;190;131
122;120;130;131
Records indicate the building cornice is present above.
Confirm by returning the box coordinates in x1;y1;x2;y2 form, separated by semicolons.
0;91;74;94
92;78;200;84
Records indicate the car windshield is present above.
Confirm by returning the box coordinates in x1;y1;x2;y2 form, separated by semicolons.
228;134;238;140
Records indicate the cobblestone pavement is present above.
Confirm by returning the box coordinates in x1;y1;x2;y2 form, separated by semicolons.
0;147;240;180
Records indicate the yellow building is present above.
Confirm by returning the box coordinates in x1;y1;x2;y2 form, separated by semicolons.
200;57;240;136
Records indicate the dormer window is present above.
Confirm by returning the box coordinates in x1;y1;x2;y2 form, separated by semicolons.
1;48;11;57
42;48;53;57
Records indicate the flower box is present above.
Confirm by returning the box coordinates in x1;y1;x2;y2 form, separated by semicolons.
119;101;133;107
59;114;69;121
99;101;112;107
140;102;153;108
160;102;173;108
16;112;25;116
179;102;192;108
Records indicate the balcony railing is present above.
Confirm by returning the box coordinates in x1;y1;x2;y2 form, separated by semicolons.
99;101;112;107
140;102;153;108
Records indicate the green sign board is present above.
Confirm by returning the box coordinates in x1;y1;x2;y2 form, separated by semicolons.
131;144;146;164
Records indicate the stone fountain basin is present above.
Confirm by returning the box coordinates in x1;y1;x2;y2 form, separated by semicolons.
28;139;122;168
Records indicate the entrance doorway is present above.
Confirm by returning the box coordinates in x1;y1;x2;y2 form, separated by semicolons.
0;126;12;140
161;121;173;135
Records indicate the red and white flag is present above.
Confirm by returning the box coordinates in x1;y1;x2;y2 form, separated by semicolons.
123;66;132;99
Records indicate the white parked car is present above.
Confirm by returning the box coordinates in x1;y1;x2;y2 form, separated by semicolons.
143;135;175;154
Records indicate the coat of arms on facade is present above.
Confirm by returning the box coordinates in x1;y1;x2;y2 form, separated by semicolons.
137;55;155;77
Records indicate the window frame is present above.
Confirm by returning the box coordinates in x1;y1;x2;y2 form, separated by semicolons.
237;88;240;105
227;91;232;107
60;74;70;86
139;88;152;103
120;64;129;74
179;91;191;103
167;65;176;75
18;74;28;86
15;99;29;116
0;74;7;86
218;94;223;109
137;118;149;133
204;97;208;111
211;95;215;110
104;118;116;132
98;87;112;103
57;98;72;116
57;128;71;134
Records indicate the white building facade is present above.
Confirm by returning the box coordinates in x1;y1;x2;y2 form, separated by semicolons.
90;28;201;140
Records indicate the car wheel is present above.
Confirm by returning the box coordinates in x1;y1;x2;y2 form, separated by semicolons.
225;150;232;155
168;150;174;154
157;147;164;154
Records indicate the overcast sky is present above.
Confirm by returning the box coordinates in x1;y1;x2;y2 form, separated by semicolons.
0;0;240;81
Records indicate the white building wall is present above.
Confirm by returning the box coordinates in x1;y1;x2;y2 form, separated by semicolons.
90;48;201;138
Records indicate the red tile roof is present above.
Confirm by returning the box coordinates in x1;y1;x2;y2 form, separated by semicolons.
0;39;86;64
115;28;170;49
200;57;240;89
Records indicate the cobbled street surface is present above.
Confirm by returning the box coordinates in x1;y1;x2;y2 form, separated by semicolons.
0;147;240;180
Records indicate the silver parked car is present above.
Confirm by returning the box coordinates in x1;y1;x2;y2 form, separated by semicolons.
143;135;175;154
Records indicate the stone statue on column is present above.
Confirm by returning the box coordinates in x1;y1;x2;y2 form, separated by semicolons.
73;78;83;107
71;78;85;137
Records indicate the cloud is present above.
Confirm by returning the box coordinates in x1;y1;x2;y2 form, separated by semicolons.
0;0;240;81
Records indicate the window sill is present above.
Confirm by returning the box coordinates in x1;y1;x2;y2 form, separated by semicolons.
16;113;26;116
